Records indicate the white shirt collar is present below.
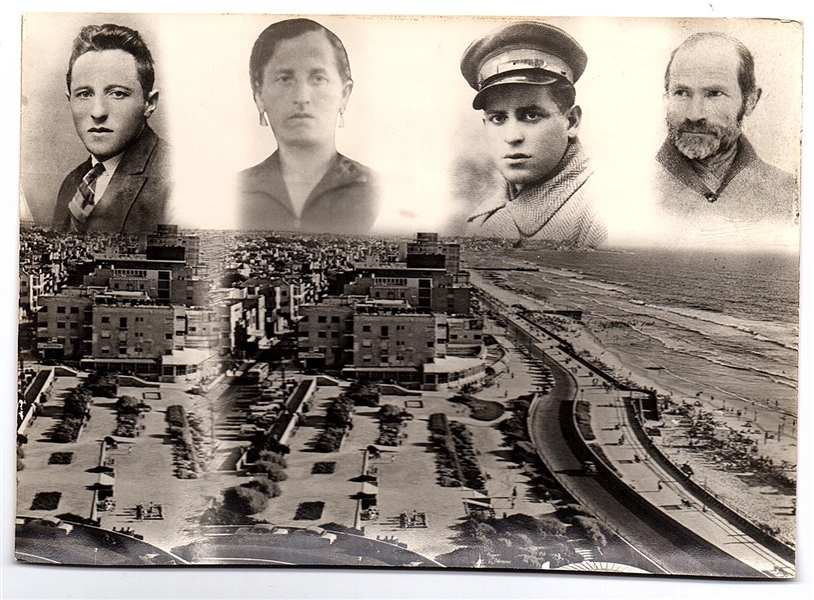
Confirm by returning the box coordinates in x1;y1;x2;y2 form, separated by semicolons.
91;152;124;178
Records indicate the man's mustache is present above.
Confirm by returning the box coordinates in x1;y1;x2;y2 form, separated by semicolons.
677;121;722;136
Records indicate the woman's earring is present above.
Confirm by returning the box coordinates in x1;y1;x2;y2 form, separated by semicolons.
338;111;345;129
259;111;269;126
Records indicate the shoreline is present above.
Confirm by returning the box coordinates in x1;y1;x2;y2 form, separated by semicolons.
469;267;797;460
469;268;797;542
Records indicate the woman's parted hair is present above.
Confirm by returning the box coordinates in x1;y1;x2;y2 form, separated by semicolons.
249;18;352;92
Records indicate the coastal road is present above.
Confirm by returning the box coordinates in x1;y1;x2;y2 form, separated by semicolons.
479;286;777;575
527;349;763;577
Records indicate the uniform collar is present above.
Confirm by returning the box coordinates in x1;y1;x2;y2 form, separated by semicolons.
468;139;591;226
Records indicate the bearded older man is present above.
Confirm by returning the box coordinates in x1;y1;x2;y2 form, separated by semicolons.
656;32;798;226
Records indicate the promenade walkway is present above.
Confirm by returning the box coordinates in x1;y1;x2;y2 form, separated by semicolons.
474;288;794;578
586;378;795;577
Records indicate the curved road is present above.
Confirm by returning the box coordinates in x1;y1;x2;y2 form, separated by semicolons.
526;347;763;577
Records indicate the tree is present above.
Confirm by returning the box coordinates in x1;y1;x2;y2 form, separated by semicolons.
242;478;281;498
222;485;268;515
251;460;288;482
85;371;118;398
572;515;608;548
257;451;287;468
378;404;408;424
325;397;354;428
115;395;141;415
346;382;379;407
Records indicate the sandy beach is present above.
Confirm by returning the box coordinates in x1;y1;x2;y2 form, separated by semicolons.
468;264;797;543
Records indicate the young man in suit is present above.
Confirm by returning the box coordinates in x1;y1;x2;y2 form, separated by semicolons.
53;23;171;234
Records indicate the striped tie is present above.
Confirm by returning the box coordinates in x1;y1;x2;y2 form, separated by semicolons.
69;162;106;227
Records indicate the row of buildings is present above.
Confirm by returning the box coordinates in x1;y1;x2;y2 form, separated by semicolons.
31;225;220;382
25;227;488;390
297;233;488;389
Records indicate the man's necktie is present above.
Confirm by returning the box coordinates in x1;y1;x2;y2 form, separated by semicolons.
68;162;106;226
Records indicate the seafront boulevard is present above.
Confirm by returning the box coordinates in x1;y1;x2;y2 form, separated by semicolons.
471;274;795;577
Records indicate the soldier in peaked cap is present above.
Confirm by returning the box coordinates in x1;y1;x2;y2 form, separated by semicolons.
461;22;606;248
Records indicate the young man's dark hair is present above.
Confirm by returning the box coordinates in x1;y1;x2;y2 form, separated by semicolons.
66;24;155;99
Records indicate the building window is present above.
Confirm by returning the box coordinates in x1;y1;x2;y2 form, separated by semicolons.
57;322;65;329
101;347;110;355
362;325;371;333
119;317;128;328
57;306;66;314
318;331;326;338
70;322;78;329
101;331;110;339
318;316;327;323
331;316;340;323
427;341;434;348
331;331;339;338
380;326;389;338
362;339;372;347
70;306;79;314
101;316;109;324
166;333;173;340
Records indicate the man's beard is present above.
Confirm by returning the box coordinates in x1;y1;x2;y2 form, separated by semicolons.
667;119;742;161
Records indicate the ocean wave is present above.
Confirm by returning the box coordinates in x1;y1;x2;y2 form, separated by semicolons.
656;305;798;352
623;323;798;392
614;300;798;352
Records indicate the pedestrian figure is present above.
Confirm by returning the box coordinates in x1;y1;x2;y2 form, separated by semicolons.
657;480;663;491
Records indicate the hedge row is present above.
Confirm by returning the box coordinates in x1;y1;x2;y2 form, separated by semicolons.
315;426;346;453
52;385;92;443
376;404;411;446
166;405;204;479
428;413;486;491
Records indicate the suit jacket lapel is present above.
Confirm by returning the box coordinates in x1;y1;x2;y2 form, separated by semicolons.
91;125;158;232
54;158;92;230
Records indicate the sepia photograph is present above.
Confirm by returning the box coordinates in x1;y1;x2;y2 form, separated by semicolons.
5;4;809;598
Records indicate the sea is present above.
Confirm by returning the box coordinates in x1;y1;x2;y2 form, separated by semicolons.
466;247;799;417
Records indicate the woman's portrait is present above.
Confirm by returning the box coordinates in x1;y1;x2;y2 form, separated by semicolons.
238;18;380;234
